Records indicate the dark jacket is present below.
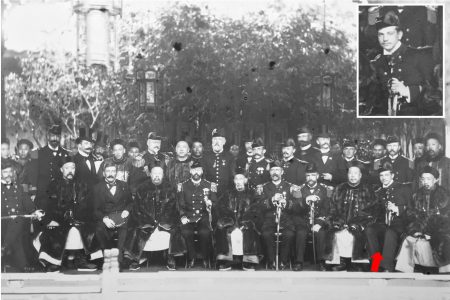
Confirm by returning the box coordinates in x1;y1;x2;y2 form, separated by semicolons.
92;180;133;221
281;157;307;186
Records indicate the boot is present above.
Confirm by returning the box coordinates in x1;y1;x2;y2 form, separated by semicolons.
318;260;327;271
332;257;348;271
74;253;97;271
166;255;176;271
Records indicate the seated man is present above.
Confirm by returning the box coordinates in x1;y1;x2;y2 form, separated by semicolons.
257;160;300;270
178;160;217;269
1;160;42;272
123;166;179;271
327;162;376;271
215;173;263;271
38;156;99;272
396;166;450;273
292;163;330;271
93;161;133;271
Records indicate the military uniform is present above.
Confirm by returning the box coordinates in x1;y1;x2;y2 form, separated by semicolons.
247;157;271;190
1;181;38;271
281;157;307;186
177;179;218;261
201;151;235;196
370;43;434;115
366;181;412;271
295;145;321;165
334;156;370;184
380;155;414;185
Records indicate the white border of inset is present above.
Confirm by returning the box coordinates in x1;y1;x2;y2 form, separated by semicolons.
356;2;446;119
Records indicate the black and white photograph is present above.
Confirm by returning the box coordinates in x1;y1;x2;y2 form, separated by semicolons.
1;0;449;299
358;4;444;117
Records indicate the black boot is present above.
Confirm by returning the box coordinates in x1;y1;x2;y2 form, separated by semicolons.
166;255;176;271
318;260;327;271
74;253;97;271
332;257;348;271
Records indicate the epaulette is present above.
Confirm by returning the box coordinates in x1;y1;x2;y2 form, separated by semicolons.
374;186;383;193
356;159;370;165
297;158;308;164
177;179;190;192
374;157;384;162
370;54;382;63
319;183;328;188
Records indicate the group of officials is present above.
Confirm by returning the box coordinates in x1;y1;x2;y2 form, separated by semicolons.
1;124;449;274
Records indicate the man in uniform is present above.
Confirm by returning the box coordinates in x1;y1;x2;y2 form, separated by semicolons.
380;136;413;185
334;140;370;184
365;162;412;272
292;163;330;271
99;139;131;183
246;138;271;191
38;157;98;272
235;136;253;174
32;125;70;209
201;128;235;197
257;160;300;270
1;160;42;272
178;161;218;268
143;132;167;172
73;128;100;191
370;11;434;116
280;138;307;186
295;126;321;164
368;139;387;188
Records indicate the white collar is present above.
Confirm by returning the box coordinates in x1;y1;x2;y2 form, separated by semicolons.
191;178;201;185
301;144;311;151
389;154;399;160
48;144;59;151
78;150;89;158
254;156;265;163
320;149;330;155
283;156;294;162
344;156;355;162
272;180;281;185
383;41;402;55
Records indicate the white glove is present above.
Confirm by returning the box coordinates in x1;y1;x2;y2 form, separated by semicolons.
47;220;60;227
103;217;116;229
205;199;212;208
312;224;322;232
181;216;189;225
121;210;129;219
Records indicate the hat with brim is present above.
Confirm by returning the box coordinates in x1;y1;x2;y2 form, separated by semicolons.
17;139;33;149
420;166;439;179
75;128;94;144
375;11;400;31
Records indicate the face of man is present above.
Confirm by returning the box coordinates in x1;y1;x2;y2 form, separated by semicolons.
192;142;203;157
1;168;13;183
17;144;31;160
244;142;253;155
61;163;76;180
103;166;117;184
190;167;203;181
378;26;402;52
421;173;437;190
379;170;395;186
317;137;330;151
1;143;10;159
426;138;442;158
386;142;400;157
212;137;226;153
147;139;161;154
229;145;239;158
47;133;61;149
413;143;424;159
269;167;283;182
128;147;140;160
282;146;295;159
297;133;312;148
253;146;265;159
150;167;164;185
372;144;386;159
94;145;106;157
343;147;356;159
348;167;362;185
176;141;189;159
306;172;319;187
234;174;247;191
79;140;93;154
112;144;126;160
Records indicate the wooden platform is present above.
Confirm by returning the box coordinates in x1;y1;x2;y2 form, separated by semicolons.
2;270;450;300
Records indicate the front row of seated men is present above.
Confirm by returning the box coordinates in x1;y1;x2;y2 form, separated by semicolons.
1;157;449;273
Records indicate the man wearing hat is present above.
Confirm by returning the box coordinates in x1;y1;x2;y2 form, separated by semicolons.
201;128;235;196
32;125;71;209
370;11;434;116
257;160;300;270
280;138;307;186
235;135;254;174
412;138;425;165
246;137;271;192
326;162;376;271
73;128;100;192
368;139;387;188
191;138;204;165
38;156;98;272
314;131;338;188
177;160;218;268
128;141;148;196
366;162;412;272
416;133;450;191
143;132;167;173
380;136;413;185
99;138;130;183
295;126;321;164
334;140;370;184
92;132;108;170
396;166;450;273
1;160;43;272
292;163;330;271
12;139;34;193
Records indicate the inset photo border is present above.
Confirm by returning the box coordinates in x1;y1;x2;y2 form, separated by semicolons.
357;4;445;118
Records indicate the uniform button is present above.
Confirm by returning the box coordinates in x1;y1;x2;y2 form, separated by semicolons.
398;68;402;72
406;38;409;41
384;72;387;75
196;210;200;213
406;28;410;32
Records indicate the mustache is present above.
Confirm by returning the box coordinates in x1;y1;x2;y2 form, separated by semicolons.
107;176;115;179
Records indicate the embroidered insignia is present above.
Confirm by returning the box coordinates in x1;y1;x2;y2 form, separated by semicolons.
210;183;217;193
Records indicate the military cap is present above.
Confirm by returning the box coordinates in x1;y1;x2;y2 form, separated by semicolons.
297;126;313;136
305;163;318;174
212;128;226;138
190;160;202;169
378;161;394;174
375;11;400;31
110;138;126;149
75;128;94;144
372;138;387;148
48;124;62;135
419;166;439;179
412;138;424;145
424;132;442;145
269;160;283;169
128;140;140;149
343;140;357;149
252;137;265;149
386;136;400;144
147;132;163;141
280;138;296;148
59;155;75;168
1;160;14;170
17;139;33;149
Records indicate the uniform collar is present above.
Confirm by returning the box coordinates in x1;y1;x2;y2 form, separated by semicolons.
382;180;394;189
301;144;312;151
48;144;59;152
383;41;402;55
283;156;294;162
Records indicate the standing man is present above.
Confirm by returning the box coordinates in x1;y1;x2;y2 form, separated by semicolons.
127;141;147;196
166;141;193;187
368;139;387;188
178;161;218;268
314;132;338;188
334;140;370;184
365;163;412;272
99;139;130;183
15;139;35;193
73;128;100;192
143;132;167;172
201;128;235;197
370;12;434;116
280;138;307;186
412;138;425;167
235;136;254;174
191;138;204;164
380;136;413;185
246;138;271;191
295;126;321;164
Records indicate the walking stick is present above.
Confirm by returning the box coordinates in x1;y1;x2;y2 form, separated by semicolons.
310;201;317;266
275;204;281;271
